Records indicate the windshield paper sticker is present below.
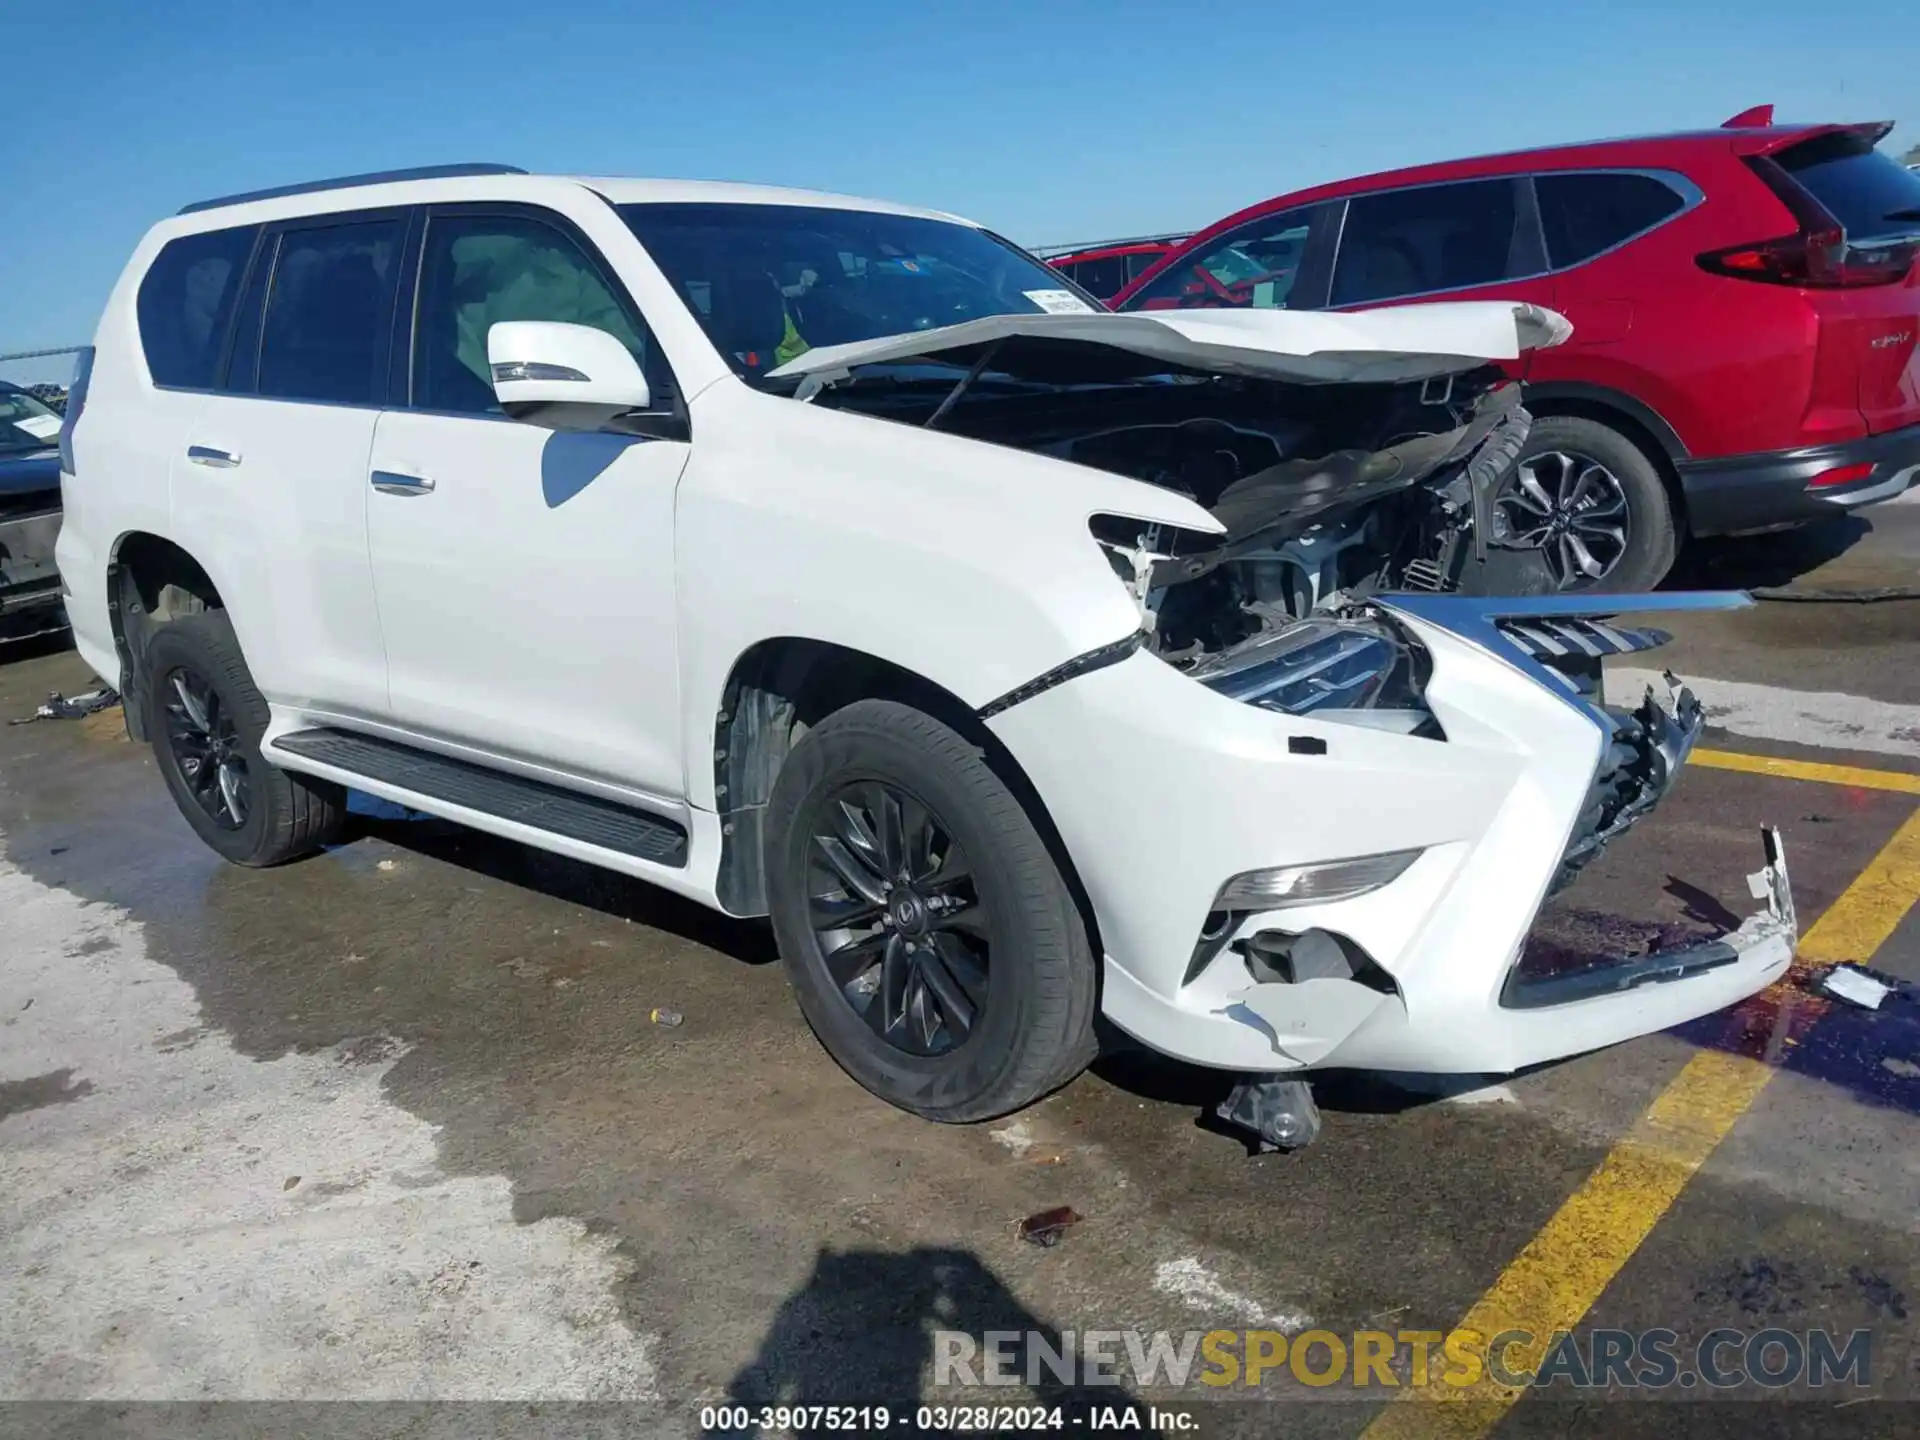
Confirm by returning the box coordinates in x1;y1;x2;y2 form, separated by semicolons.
12;413;62;440
1024;289;1097;315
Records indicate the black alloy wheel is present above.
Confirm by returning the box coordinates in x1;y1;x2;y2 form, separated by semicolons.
142;609;344;866
764;699;1098;1122
805;780;990;1057
161;663;251;830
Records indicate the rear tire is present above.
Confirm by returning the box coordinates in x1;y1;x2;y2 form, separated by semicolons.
1503;415;1678;592
766;700;1098;1122
145;611;345;866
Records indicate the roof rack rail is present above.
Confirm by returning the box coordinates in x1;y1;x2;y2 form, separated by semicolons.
179;163;529;215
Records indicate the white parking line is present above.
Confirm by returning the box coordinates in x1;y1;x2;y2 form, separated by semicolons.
1611;666;1920;760
0;844;656;1400
1151;1256;1311;1330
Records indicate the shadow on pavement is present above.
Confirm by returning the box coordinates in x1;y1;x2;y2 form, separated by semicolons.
1666;515;1871;592
717;1245;1143;1436
348;809;781;966
0;624;75;670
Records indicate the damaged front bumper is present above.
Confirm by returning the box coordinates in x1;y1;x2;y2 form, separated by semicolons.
983;588;1800;1077
1503;827;1796;1008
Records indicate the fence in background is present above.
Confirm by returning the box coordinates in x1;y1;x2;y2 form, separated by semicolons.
0;346;88;405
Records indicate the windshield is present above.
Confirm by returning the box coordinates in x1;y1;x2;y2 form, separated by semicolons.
0;386;63;456
618;203;1100;384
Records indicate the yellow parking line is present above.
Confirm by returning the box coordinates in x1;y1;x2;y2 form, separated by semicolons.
1362;806;1920;1438
1800;806;1920;965
1691;747;1920;795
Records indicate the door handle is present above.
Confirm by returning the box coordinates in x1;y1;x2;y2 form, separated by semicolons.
371;470;436;496
187;445;241;468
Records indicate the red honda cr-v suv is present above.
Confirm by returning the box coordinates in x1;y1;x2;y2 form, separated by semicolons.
1114;109;1920;590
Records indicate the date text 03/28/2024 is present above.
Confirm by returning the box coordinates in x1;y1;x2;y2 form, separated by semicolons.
697;1404;1194;1432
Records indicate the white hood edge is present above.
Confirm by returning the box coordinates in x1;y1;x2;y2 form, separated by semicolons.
765;300;1573;388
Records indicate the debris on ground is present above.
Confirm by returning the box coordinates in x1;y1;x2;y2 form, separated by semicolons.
649;1007;683;1027
1017;1206;1082;1247
1215;1074;1323;1154
990;1119;1035;1157
9;686;120;726
1823;966;1893;1011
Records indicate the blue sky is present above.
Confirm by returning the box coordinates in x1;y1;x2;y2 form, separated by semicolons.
4;0;1916;374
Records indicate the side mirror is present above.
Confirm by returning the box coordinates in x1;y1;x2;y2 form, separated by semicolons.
487;321;652;431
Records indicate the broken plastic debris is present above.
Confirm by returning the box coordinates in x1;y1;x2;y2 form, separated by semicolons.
1822;966;1891;1011
649;1007;683;1027
9;686;120;726
1017;1206;1082;1247
1216;1074;1323;1153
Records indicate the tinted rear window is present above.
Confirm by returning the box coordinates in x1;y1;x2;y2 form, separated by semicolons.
1777;132;1920;240
1536;172;1687;268
136;226;259;388
257;220;402;405
1330;179;1521;306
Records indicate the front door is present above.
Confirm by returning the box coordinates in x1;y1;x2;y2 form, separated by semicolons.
365;205;690;799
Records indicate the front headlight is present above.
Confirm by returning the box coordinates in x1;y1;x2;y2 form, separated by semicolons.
1186;615;1438;735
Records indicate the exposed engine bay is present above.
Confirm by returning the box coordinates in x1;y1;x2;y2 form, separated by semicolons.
1055;370;1556;661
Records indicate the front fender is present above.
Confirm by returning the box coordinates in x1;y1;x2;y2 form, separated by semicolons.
672;383;1213;809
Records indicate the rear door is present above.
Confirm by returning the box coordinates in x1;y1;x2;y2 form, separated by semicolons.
175;209;406;718
1523;168;1701;405
1324;177;1558;376
1773;130;1920;435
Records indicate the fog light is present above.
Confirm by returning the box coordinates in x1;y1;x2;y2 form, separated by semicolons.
1214;848;1422;910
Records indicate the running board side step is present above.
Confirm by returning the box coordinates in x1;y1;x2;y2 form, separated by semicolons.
272;727;690;867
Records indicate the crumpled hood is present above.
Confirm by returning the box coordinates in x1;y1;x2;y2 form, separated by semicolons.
767;300;1572;388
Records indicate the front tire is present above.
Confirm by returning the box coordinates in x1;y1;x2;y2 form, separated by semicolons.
145;611;345;866
765;700;1098;1123
1501;415;1678;591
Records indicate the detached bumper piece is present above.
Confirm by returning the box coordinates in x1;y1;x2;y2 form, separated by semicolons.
1505;826;1796;1010
1214;1074;1323;1154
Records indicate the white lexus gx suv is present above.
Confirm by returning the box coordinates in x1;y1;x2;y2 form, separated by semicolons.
57;163;1795;1139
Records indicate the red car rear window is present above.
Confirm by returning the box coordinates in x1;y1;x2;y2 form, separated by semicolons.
1776;133;1920;240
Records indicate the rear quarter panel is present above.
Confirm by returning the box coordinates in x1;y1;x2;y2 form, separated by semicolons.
1529;151;1848;457
56;227;196;683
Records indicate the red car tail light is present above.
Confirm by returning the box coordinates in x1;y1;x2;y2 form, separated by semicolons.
1697;233;1916;287
1697;154;1919;288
